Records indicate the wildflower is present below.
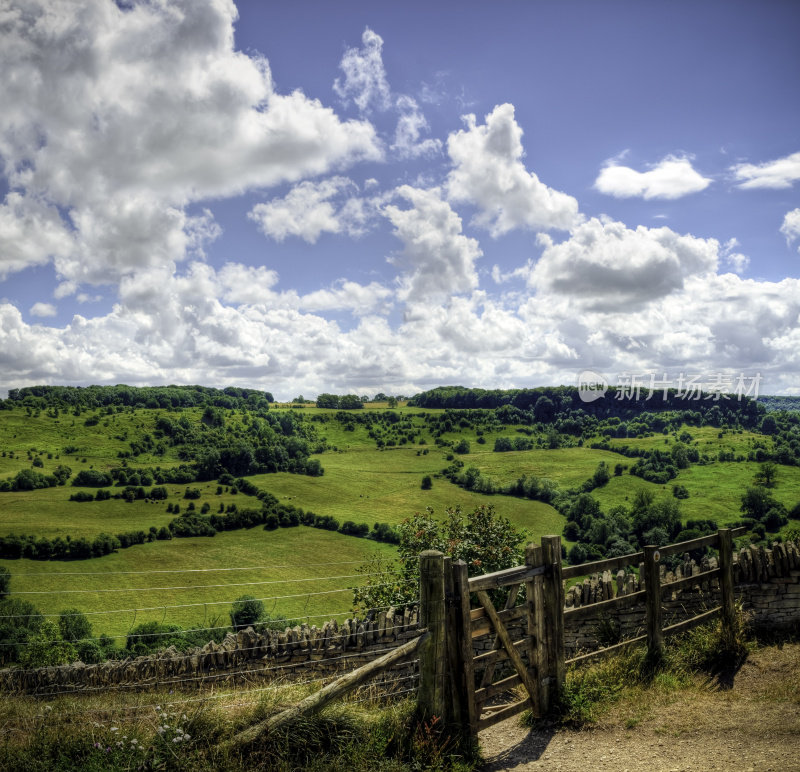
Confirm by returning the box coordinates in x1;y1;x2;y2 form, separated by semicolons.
110;726;118;732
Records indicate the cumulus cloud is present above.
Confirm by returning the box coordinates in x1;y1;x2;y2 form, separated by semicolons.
529;217;719;310
731;151;800;189
300;280;393;315
0;0;380;283
780;208;800;250
383;186;482;304
29;302;57;318
2;251;800;397
248;177;374;243
594;154;712;199
721;238;750;274
446;104;580;235
0;194;73;278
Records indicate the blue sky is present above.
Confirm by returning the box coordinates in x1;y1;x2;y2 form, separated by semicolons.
0;0;799;398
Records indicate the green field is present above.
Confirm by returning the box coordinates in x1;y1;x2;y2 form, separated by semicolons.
1;527;396;639
1;395;798;646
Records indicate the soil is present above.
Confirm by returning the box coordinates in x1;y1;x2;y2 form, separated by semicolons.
479;643;800;772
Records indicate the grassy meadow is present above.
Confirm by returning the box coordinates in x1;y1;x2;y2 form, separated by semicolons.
1;396;798;645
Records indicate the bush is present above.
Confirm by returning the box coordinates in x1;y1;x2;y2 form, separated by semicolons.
19;620;76;667
230;595;264;630
59;608;92;642
420;475;432;490
75;638;103;664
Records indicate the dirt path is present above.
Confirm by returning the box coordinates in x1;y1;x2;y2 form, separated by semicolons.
479;644;800;772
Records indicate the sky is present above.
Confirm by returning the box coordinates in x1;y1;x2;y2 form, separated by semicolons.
1;0;799;400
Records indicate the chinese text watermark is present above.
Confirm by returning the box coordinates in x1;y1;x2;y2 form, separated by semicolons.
576;371;761;403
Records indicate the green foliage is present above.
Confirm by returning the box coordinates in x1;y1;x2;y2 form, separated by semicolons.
59;608;92;642
19;620;76;667
230;594;265;630
421;475;433;490
353;505;525;611
0;565;9;598
753;461;778;488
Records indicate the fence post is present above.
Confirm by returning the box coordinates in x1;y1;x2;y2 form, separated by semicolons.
717;528;735;640
418;550;448;722
442;555;462;727
643;545;663;660
525;543;544;718
452;559;478;737
539;535;564;712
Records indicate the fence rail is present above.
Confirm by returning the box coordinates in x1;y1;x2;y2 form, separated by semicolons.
412;526;748;742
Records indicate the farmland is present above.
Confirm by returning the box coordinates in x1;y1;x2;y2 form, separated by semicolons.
0;384;798;652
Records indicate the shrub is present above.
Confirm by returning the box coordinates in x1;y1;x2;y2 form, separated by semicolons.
19;620;76;667
230;595;264;631
420;475;433;490
59;608;92;642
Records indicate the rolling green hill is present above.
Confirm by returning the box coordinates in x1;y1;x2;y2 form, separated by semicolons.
0;384;798;650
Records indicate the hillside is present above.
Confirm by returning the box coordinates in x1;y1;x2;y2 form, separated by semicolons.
0;384;798;652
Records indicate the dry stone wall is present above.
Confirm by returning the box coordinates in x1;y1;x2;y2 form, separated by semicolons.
2;540;798;695
0;606;421;696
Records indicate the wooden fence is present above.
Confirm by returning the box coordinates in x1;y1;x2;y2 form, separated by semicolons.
230;526;745;748
417;527;746;740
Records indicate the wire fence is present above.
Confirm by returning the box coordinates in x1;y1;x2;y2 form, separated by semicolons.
1;558;422;709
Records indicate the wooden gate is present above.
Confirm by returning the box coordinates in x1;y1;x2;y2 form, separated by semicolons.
446;536;564;737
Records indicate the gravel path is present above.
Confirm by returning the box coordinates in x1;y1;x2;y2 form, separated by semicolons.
479;644;800;772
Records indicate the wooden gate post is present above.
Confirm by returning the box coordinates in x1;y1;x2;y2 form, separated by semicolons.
539;535;564;712
717;528;735;641
451;559;477;736
643;545;663;660
525;543;544;717
418;550;448;722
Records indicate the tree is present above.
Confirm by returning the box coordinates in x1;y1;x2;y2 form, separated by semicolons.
741;486;783;522
19;620;76;668
533;396;555;423
230;595;265;630
421;475;433;490
352;505;525;613
454;439;470;454
316;393;339;409
753;461;778;488
338;394;364;410
59;608;92;642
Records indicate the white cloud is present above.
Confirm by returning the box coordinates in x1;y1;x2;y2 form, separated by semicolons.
248;177;373;243
392;96;442;159
780;208;800;250
383;186;482;304
529;217;719;310
0;193;73;278
300;280;393;315
30;302;56;318
721;238;750;274
333;27;392;113
0;0;381;282
334;28;440;159
731;151;800;189
594;155;712;199
2;252;800;397
446;103;580;236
